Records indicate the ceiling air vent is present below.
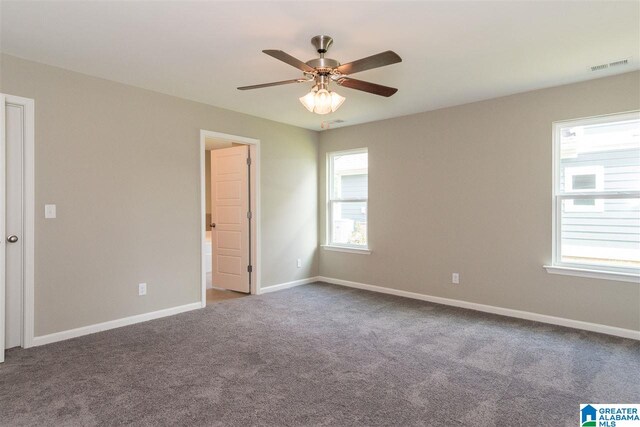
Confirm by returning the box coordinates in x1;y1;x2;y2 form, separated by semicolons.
589;58;630;72
320;119;345;129
609;59;629;67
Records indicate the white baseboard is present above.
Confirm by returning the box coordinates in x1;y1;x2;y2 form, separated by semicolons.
31;302;202;347
31;276;319;347
28;276;637;347
317;276;640;340
259;276;319;294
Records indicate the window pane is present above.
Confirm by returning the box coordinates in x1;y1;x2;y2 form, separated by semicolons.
332;202;367;246
559;118;640;193
561;198;640;269
340;174;367;199
332;152;368;199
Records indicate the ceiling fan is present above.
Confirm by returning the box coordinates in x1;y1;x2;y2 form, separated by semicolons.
238;35;402;115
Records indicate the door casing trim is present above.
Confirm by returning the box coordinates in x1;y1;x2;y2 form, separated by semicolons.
199;130;260;304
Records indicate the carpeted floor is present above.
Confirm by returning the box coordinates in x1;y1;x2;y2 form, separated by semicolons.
1;282;638;426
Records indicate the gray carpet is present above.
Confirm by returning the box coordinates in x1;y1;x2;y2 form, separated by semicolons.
1;282;638;426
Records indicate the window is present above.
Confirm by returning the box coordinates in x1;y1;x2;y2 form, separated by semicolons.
327;149;368;248
551;111;640;276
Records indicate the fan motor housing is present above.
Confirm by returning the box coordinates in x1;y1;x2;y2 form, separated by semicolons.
306;57;340;72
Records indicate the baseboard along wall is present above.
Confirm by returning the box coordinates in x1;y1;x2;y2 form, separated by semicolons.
30;275;639;348
315;276;640;340
31;302;202;347
258;277;320;294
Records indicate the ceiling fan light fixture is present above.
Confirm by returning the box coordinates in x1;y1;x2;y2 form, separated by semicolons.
330;91;346;112
299;87;345;115
239;35;402;120
314;88;332;115
299;88;317;112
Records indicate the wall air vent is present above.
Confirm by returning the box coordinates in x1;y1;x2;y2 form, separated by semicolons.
589;58;630;72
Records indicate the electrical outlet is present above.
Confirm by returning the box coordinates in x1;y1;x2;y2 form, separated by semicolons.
452;273;460;284
296;258;302;268
138;283;147;296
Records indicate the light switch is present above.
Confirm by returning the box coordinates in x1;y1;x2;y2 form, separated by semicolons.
45;204;56;219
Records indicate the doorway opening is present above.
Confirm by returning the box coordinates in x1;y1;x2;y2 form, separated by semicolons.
1;94;35;362
200;130;260;306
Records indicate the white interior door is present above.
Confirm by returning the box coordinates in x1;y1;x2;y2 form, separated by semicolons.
5;103;24;350
210;145;250;293
1;94;33;362
0;95;5;362
2;98;25;353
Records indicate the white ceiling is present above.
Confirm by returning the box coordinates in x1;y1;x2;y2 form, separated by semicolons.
1;1;638;131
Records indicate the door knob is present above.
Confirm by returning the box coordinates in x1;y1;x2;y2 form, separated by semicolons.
210;223;216;228
7;235;18;243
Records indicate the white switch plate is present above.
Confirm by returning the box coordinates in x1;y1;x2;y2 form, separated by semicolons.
452;273;460;284
297;258;302;268
45;204;56;219
138;283;147;296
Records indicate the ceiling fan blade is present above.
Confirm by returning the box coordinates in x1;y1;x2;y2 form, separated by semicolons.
237;79;308;91
336;77;398;97
263;50;315;73
336;51;402;75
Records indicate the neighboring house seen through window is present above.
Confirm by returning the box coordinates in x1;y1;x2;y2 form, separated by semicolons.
564;165;604;212
552;112;640;274
328;149;368;248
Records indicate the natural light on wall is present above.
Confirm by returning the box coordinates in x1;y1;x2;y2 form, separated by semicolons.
553;111;640;274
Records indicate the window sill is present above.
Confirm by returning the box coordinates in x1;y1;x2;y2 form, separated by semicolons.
543;265;639;283
322;245;371;255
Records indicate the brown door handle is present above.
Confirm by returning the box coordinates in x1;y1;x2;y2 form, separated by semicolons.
210;223;216;228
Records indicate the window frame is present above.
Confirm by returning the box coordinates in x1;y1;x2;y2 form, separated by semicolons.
326;148;369;250
550;111;640;278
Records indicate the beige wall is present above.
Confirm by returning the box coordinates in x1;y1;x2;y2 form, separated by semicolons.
1;52;637;337
1;54;319;336
319;71;640;331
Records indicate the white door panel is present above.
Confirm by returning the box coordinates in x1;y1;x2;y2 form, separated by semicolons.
1;94;33;362
210;146;250;293
0;96;5;362
217;231;241;249
5;104;24;349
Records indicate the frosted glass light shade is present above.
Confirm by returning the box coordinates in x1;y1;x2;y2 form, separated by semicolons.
299;90;316;112
314;89;332;114
330;91;346;112
299;88;345;114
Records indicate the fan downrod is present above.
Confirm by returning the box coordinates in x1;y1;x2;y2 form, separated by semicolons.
307;35;340;71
